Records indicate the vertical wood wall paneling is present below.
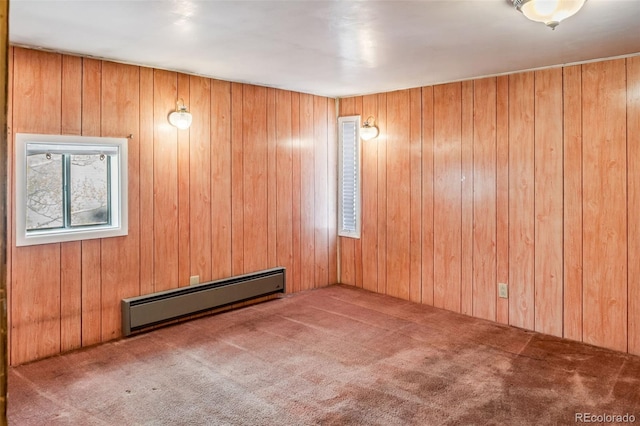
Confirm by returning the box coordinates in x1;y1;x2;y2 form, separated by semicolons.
495;76;510;325
59;55;82;352
327;99;338;284
409;88;423;304
433;83;462;312
313;96;329;287
291;92;302;293
153;70;179;291
11;48;62;364
533;68;563;337
353;97;364;289
9;47;340;365
361;95;379;293
6;47;13;366
242;85;269;274
421;87;435;305
100;62;141;341
562;65;583;342
337;96;356;286
177;74;191;286
472;78;497;321
461;81;474;316
80;58;102;346
139;67;155;295
385;90;411;300
376;93;388;295
627;57;640;355
189;76;212;282
230;82;244;276
582;60;627;352
508;72;535;330
299;94;315;289
275;90;294;285
211;80;232;280
267;89;278;268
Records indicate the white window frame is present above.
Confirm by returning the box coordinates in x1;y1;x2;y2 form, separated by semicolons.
338;115;362;239
15;133;128;247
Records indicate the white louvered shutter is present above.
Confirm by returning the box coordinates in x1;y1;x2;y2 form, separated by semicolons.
338;116;361;238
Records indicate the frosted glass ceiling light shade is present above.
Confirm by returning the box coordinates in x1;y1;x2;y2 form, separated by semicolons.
513;0;587;29
168;98;193;129
360;116;379;141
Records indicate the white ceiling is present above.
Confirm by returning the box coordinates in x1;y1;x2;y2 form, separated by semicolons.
9;0;640;98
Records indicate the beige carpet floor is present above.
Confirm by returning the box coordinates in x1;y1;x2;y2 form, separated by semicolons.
8;284;640;425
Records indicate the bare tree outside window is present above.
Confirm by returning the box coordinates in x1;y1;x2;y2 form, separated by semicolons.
15;133;128;247
70;154;109;227
26;153;63;230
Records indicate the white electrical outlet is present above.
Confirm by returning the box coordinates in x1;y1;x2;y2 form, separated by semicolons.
189;275;200;286
498;283;508;299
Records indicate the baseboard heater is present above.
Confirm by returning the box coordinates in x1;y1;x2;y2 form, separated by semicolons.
122;267;285;336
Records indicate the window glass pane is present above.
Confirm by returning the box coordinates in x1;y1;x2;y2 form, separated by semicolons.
70;154;109;227
26;153;63;230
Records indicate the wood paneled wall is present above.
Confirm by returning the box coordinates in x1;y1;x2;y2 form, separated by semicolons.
7;47;338;365
340;56;640;355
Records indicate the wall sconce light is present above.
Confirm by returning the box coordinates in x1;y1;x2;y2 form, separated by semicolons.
168;98;193;130
512;0;586;29
360;116;379;141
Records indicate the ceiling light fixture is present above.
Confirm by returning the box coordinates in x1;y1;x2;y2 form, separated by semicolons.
168;98;193;130
360;116;379;141
512;0;587;30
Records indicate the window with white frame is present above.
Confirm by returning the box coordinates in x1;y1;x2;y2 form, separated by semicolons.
338;116;361;238
15;133;128;247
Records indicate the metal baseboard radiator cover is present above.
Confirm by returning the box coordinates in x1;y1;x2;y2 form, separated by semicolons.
122;267;285;336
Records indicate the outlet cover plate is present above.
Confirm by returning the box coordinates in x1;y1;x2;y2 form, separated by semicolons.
189;275;200;286
498;283;508;299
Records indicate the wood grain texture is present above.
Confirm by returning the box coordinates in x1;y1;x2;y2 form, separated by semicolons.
230;82;244;276
139;67;155;295
299;93;315;290
6;46;13;366
80;58;102;347
495;76;509;326
60;54;82;353
361;95;378;293
8;48;337;365
386;90;411;300
242;85;268;274
327;98;338;285
313;96;329;287
433;83;462;313
376;93;387;295
276;90;294;284
100;62;141;342
409;88;422;304
189;76;212;282
177;74;191;287
508;72;535;330
9;48;63;366
267;89;277;268
472;78;497;322
211;80;232;280
562;65;583;342
291;92;302;293
153;70;179;292
421;87;434;306
582;60;627;352
352;96;364;289
534;68;563;337
628;57;640;355
461;80;474;316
